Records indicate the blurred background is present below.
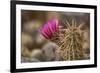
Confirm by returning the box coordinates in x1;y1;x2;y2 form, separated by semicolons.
21;10;90;63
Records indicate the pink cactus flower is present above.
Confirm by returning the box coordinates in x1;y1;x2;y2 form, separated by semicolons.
40;19;59;39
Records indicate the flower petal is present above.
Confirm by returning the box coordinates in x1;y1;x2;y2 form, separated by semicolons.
39;19;59;39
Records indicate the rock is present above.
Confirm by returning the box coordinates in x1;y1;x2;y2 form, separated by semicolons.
30;58;40;62
21;32;34;49
30;49;45;61
21;57;40;63
83;42;90;50
21;47;32;58
23;21;41;35
83;30;90;41
35;33;47;46
84;53;90;59
42;42;60;61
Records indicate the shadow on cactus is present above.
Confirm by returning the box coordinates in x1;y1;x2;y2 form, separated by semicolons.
40;18;88;61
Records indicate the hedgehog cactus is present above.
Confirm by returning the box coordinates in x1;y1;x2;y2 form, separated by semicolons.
40;18;86;60
58;19;85;60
